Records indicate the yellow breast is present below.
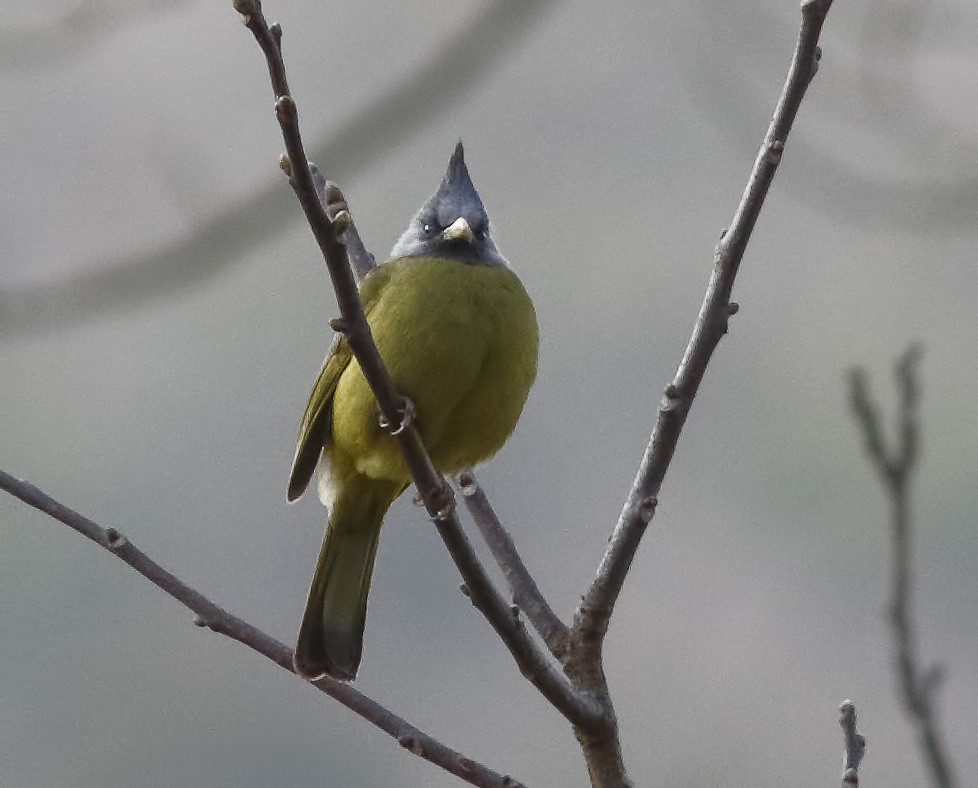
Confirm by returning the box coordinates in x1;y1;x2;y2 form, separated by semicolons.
330;256;538;481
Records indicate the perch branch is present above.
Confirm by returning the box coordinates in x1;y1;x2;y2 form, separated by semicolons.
573;0;836;648
0;470;522;788
839;699;866;786
848;346;955;788
233;0;603;730
312;169;568;663
311;171;569;667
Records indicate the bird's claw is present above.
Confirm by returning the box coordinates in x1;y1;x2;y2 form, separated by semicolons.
379;398;416;436
429;484;456;521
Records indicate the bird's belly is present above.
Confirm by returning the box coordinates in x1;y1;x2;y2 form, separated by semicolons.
330;257;538;482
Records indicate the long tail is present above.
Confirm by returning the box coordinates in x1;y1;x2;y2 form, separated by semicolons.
294;475;404;680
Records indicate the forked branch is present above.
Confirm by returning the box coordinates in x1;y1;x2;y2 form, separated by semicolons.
848;346;955;788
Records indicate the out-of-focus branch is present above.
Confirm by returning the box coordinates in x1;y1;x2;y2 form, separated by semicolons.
682;1;978;235
572;0;834;648
234;0;603;732
848;346;955;788
0;2;554;338
0;3;193;69
839;699;867;786
0;470;523;788
455;470;569;657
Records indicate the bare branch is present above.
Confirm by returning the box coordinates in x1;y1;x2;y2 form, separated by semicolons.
309;165;376;280
233;0;603;730
839;699;866;786
572;0;837;648
848;346;955;788
434;489;602;728
456;470;569;657
0;469;523;788
545;6;841;783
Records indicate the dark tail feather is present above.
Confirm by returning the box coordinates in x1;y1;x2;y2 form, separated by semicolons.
293;477;402;680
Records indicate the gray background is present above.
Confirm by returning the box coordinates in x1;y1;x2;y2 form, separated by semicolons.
2;1;977;786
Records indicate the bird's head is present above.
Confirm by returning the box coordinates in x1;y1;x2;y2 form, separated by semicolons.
388;142;506;266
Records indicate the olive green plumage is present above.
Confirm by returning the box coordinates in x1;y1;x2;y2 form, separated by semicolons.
289;144;538;680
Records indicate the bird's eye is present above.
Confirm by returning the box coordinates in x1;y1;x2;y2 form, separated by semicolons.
475;225;488;240
421;220;437;237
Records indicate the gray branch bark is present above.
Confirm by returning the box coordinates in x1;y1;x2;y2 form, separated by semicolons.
575;0;834;650
839;699;867;786
455;470;570;657
0;470;522;788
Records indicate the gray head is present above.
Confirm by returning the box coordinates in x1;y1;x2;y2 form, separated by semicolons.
388;142;507;265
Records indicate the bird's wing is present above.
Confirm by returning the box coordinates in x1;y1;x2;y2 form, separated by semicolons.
287;265;392;502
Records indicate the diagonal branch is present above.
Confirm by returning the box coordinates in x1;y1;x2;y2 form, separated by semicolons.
456;470;569;657
848;346;955;788
0;470;522;788
312;168;570;663
572;0;836;648
315;156;569;669
233;0;603;730
308;166;376;281
307;82;571;691
311;120;573;710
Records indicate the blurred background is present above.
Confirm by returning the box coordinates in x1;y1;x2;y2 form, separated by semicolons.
2;1;977;785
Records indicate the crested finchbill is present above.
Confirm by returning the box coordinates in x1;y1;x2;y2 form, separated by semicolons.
289;143;539;681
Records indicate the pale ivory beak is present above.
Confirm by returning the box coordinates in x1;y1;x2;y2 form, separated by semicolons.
442;216;474;243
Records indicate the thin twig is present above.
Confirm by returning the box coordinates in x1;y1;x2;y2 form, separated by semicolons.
0;470;522;788
456;470;569;657
555;7;839;783
572;0;836;649
233;0;602;730
308;165;376;280
839;699;867;786
848;346;955;788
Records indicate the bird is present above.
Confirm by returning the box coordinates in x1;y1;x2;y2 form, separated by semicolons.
288;142;539;680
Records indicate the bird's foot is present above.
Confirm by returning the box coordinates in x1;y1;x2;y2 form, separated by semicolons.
412;485;454;519
378;397;416;436
428;482;456;521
